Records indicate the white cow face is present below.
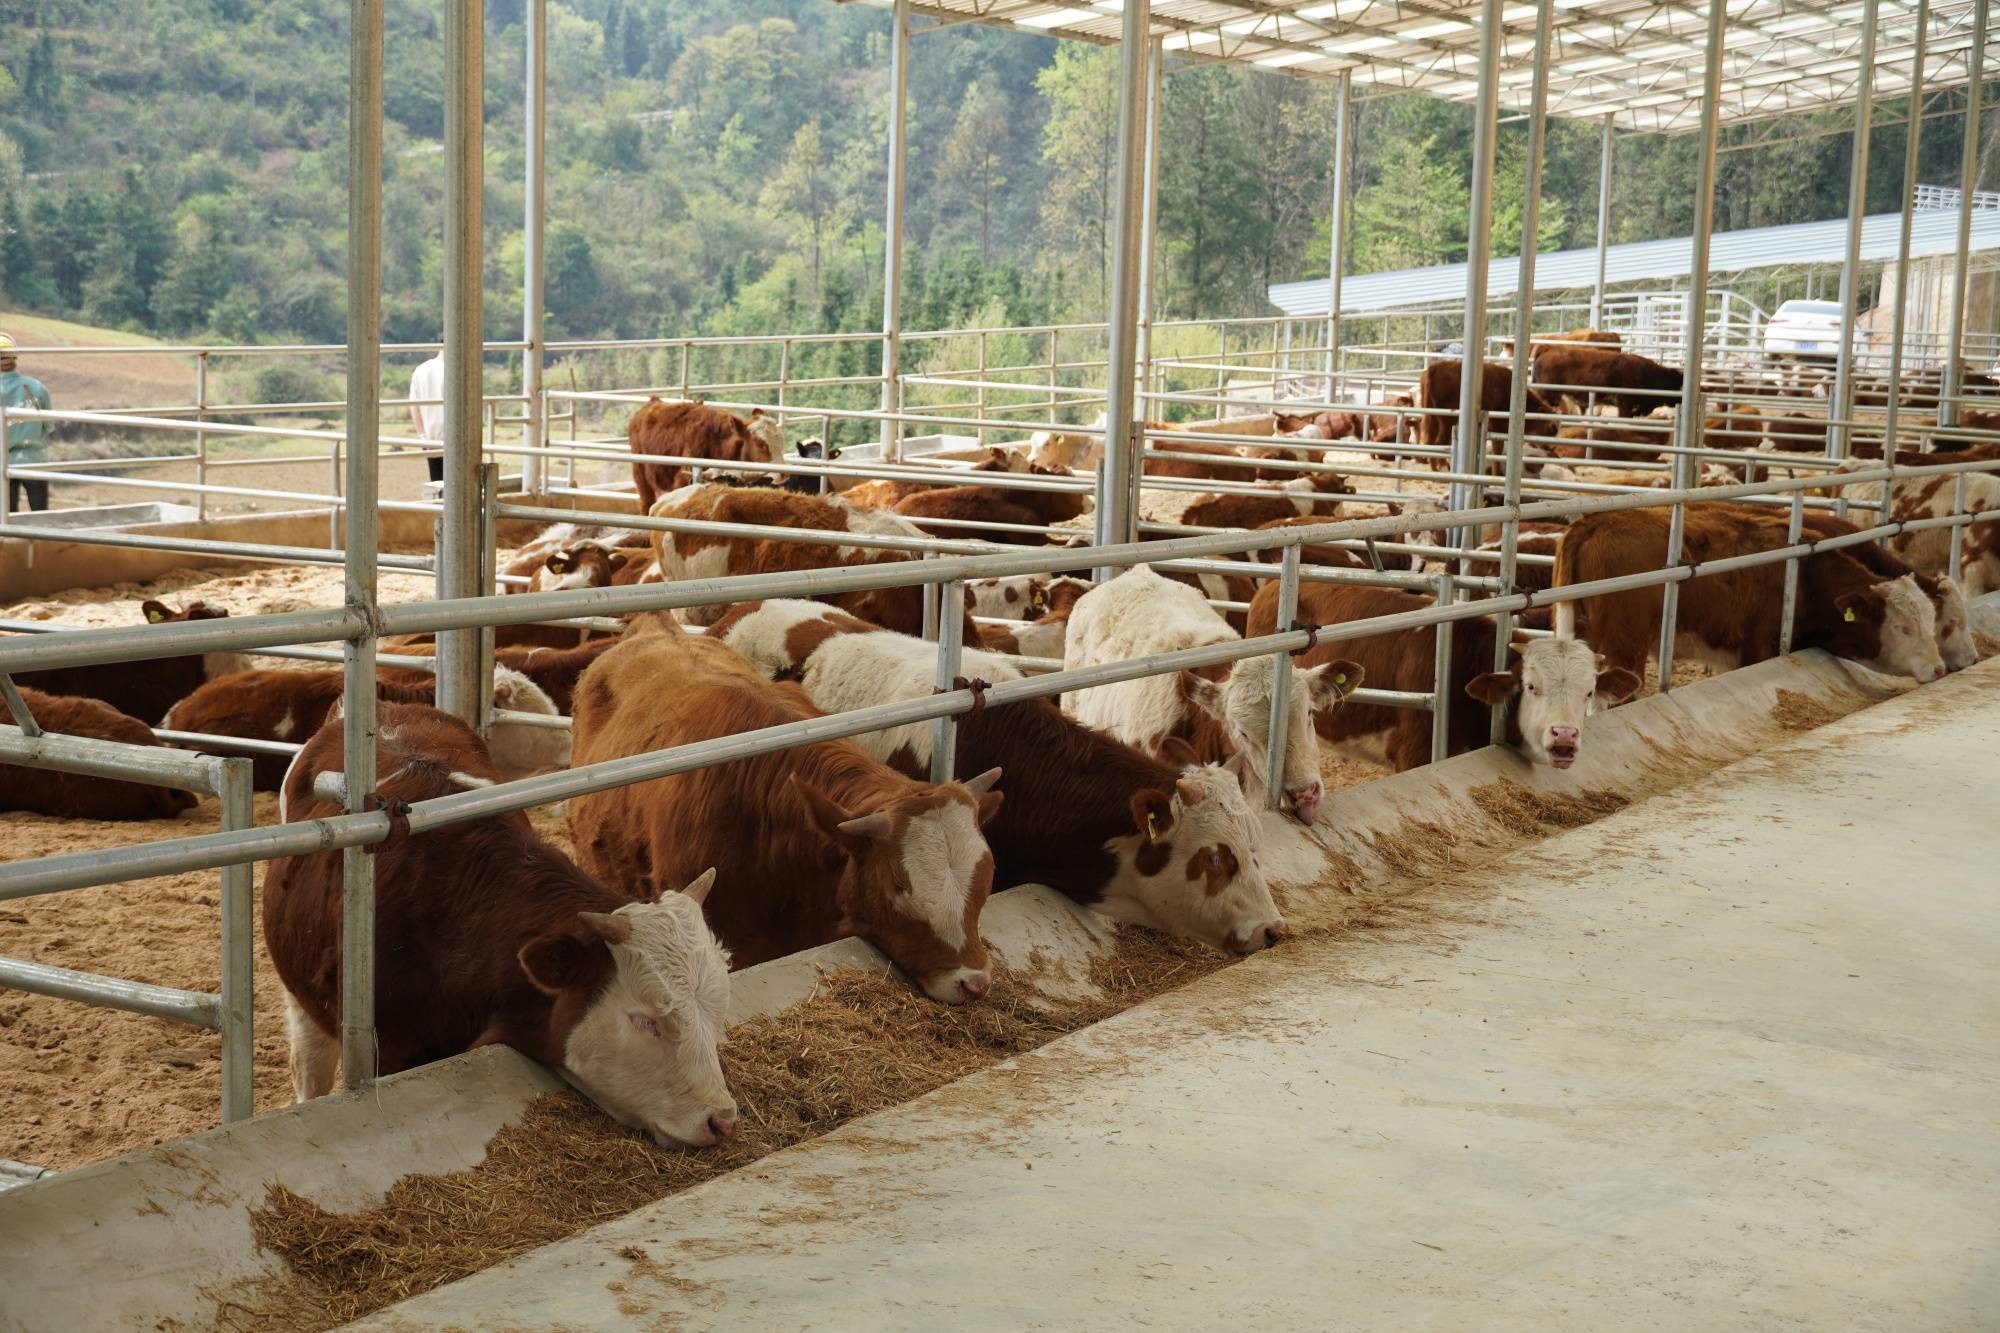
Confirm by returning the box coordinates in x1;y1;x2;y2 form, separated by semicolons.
1465;639;1639;769
533;874;738;1149
1928;575;1977;673
1833;575;1945;683
1104;760;1286;955
488;667;572;775
1180;655;1363;824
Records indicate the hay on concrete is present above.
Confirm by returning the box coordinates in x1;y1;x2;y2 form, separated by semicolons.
231;936;1219;1331
1468;782;1630;835
1770;688;1840;732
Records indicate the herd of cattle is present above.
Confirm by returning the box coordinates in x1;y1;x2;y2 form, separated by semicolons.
3;348;1995;1150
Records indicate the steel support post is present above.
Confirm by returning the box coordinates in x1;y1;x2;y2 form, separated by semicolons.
1263;545;1301;813
436;0;485;727
881;0;911;457
929;580;965;785
1881;0;1930;520
1435;0;1503;763
1097;0;1151;550
521;0;547;494
1324;69;1352;388
1832;0;1882;461
1135;37;1164;412
1654;0;1728;692
341;0;384;1089
1940;0;1988;429
215;756;255;1122
195;354;210;521
1494;0;1554;744
1590;113;1614;328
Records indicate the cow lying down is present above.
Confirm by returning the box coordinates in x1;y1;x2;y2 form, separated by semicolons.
708;599;1288;955
265;702;739;1148
1;688;199;820
569;617;1004;1004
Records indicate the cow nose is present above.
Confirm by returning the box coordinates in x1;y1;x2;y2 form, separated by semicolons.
957;973;991;1003
706;1111;737;1142
1550;726;1580;744
1288;783;1322;825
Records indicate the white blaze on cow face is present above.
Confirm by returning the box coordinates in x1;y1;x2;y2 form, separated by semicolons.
894;796;995;1003
1102;763;1285;955
1866;575;1947;683
488;667;571;774
1466;638;1639;769
1930;575;1977;673
557;880;738;1149
1180;655;1357;824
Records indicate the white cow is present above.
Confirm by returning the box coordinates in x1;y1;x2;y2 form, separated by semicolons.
1465;639;1642;769
1062;564;1358;824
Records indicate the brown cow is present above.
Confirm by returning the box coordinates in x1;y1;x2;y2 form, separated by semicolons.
1178;474;1352;531
13;600;241;725
382;637;621;715
263;701;738;1146
627;398;783;511
1760;412;1830;454
1245;582;1637;772
1552;420;1674;463
1552;503;1946;683
891;466;1087;545
1;688;198;819
1415;361;1561;460
163;665;567;789
841;449;1031;510
568;619;1005;1003
1531;345;1683;417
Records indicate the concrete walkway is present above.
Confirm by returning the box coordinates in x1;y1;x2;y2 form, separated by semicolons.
363;661;2000;1331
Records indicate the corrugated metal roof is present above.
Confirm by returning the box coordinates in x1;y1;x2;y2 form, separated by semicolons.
1266;205;2000;316
852;1;1987;135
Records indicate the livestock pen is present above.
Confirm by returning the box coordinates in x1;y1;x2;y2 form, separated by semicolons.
2;0;1999;1327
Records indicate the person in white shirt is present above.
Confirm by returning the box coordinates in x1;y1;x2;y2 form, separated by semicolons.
408;353;445;482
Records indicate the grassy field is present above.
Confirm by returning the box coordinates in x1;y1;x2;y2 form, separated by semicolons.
0;311;198;412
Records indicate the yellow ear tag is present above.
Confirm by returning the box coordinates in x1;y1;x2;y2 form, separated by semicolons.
549;557;567;572
1843;607;1856;622
1145;812;1158;841
1334;672;1347;685
146;609;165;623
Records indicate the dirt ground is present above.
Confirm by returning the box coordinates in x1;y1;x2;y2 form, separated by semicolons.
34;449;436;518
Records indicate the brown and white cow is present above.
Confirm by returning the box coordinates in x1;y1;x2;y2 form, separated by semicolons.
891;466;1088;545
1061;564;1362;825
707;600;1288;954
381;637;621;715
647;483;954;637
1246;581;1636;772
841;449;1031;510
1552;503;1946;683
568;618;1004;1003
1;688;199;819
1027;412;1310;474
976;578;1089;658
264;702;738;1147
628;398;784;512
164;664;568;788
1178;474;1352;531
1823;467;2000;601
966;574;1092;621
13;600;242;725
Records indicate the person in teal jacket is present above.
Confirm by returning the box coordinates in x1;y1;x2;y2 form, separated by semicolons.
1;333;53;513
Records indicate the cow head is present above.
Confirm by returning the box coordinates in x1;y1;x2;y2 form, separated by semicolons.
793;768;1004;1004
141;599;230;625
744;407;784;460
520;870;737;1149
1177;654;1364;824
1919;573;1977;673
1830;574;1946;682
1104;757;1286;955
1464;639;1640;769
541;542;629;592
489;667;572;774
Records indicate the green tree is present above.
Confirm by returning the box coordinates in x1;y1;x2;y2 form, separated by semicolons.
1350;134;1466;274
152;217;235;334
544;223;603;335
1035;44;1120;304
762;119;845;308
939;78;1010;263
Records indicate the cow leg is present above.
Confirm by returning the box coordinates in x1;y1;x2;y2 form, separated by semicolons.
633;464;659;514
283;989;339;1103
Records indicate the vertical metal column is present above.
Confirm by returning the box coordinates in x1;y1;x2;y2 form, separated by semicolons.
521;0;547;495
1590;113;1615;328
1880;0;1930;480
1494;0;1554;745
1433;0;1503;763
1324;69;1353;387
1831;0;1881;461
215;756;255;1121
1097;0;1152;550
1653;0;1728;693
1263;545;1302;812
881;0;911;456
929;581;965;785
1940;0;1988;430
436;0;485;727
1135;38;1164;411
194;354;210;521
341;0;384;1090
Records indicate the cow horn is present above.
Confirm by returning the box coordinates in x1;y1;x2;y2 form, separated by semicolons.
836;812;895;841
579;911;633;944
680;868;717;906
961;767;1003;797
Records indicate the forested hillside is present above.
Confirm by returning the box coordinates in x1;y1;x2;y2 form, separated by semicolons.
0;0;1989;350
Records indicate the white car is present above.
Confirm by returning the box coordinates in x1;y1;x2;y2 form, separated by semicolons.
1763;299;1848;361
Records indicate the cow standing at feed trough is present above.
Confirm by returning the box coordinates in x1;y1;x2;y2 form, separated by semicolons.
264;702;738;1147
12;600;243;725
0;688;199;819
708;600;1289;955
1552;503;1947;683
1245;582;1637;773
568;618;1004;1004
627;398;784;511
1061;565;1363;825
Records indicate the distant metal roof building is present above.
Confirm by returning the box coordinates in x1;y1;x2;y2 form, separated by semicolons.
1267;204;2000;317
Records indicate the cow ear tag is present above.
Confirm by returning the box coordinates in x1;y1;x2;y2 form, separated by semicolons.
1843;606;1856;622
1145;812;1158;841
146;608;165;623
